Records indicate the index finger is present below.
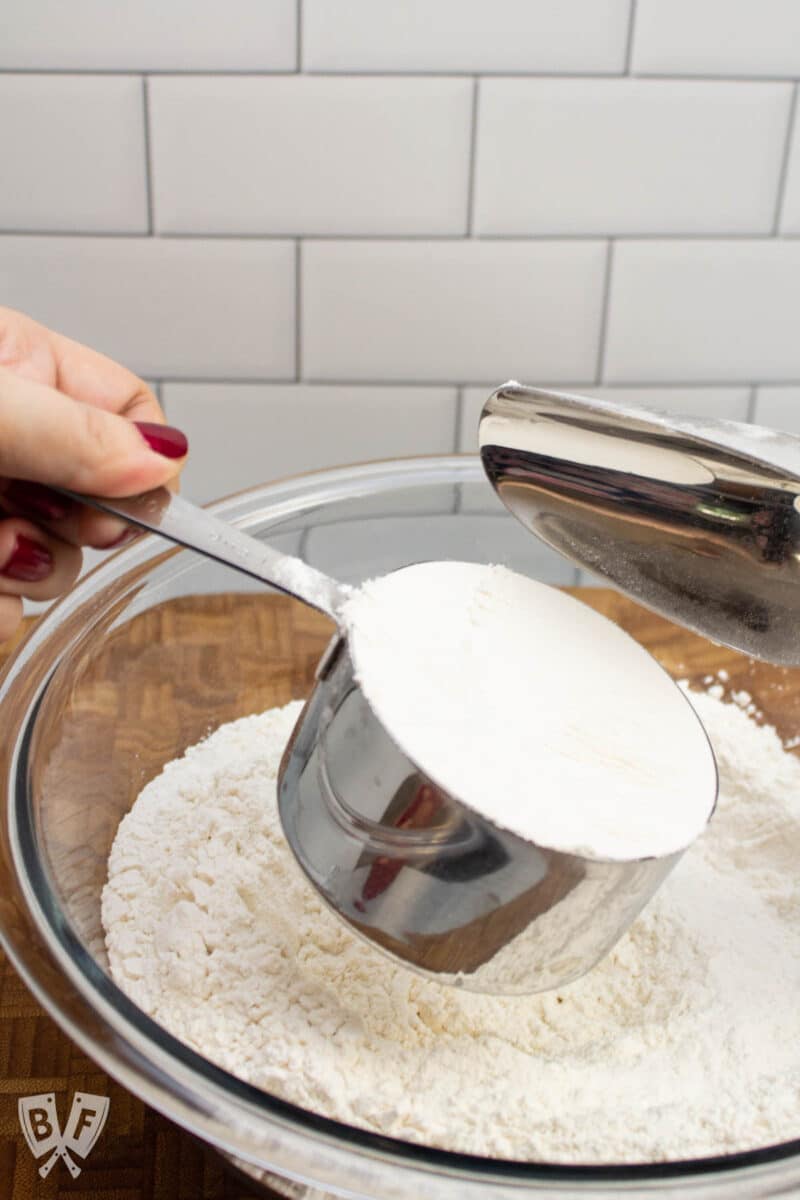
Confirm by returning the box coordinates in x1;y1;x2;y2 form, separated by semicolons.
50;328;165;424
46;337;179;544
0;307;165;425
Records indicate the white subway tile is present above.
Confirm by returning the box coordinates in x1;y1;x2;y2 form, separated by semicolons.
304;0;630;73
0;1;296;70
474;79;790;236
633;0;800;77
162;384;457;503
305;514;576;586
0;76;147;233
0;238;295;379
778;107;800;234
459;385;751;451
578;386;751;420
303;241;606;383
604;241;800;383
150;77;471;235
754;387;800;434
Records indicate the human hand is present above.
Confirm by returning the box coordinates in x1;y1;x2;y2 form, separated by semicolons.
0;306;188;644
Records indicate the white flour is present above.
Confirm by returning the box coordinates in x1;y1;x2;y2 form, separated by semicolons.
343;562;716;859
103;690;800;1163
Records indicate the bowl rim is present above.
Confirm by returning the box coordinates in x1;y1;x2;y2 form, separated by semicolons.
2;455;800;1198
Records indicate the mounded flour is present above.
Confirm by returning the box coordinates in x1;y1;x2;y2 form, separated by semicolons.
343;561;716;859
103;617;800;1162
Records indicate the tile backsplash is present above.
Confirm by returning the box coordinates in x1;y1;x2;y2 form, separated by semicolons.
3;0;800;508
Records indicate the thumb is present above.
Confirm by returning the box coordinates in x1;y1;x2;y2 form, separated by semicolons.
0;366;187;497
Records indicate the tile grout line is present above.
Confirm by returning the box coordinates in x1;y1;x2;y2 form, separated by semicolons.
623;0;638;74
465;78;480;235
453;390;465;516
296;0;303;72
295;239;302;382
452;388;465;516
141;76;155;235
452;387;465;453
141;375;800;389
4;67;800;81
772;82;798;234
747;385;758;422
594;240;615;383
9;231;800;243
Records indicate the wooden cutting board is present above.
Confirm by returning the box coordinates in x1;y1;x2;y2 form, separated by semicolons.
1;588;797;1200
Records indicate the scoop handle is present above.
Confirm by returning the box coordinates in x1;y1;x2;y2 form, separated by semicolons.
54;485;348;622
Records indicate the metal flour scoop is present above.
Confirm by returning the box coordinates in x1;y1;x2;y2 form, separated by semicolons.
56;423;724;995
480;383;800;666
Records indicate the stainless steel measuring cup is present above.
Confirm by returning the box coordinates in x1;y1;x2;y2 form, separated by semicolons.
58;483;706;994
276;630;689;992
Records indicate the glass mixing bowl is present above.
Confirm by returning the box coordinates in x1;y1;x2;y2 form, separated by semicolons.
1;456;799;1199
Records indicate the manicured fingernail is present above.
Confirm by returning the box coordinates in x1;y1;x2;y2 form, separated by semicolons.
1;535;53;582
134;421;188;460
106;527;139;550
4;480;72;521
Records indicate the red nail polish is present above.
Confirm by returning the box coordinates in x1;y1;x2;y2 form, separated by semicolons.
4;480;72;521
2;535;53;582
134;421;188;460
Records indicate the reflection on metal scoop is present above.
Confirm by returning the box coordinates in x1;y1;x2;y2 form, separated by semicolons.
480;383;800;665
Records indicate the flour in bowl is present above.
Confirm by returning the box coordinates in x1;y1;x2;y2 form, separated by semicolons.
343;562;716;859
102;690;800;1163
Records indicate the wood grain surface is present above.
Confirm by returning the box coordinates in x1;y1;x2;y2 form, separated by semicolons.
1;588;797;1200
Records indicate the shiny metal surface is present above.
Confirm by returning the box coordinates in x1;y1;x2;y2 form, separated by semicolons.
57;485;349;620
480;383;800;665
1;461;799;1196
278;632;685;993
63;482;690;993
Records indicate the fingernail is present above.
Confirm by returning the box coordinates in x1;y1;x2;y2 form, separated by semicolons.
134;421;188;460
4;480;72;521
1;535;53;582
106;527;139;550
